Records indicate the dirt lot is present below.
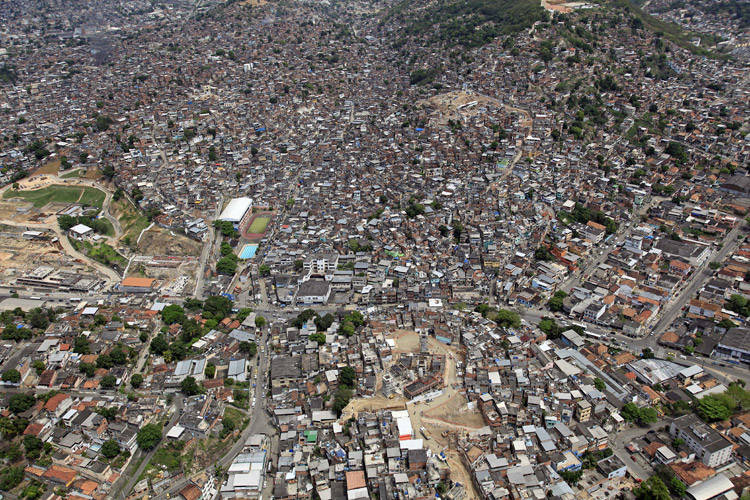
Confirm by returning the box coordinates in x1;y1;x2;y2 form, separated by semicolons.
35;160;62;176
416;91;506;126
136;228;202;257
424;392;484;429
340;396;407;421
0;235;87;278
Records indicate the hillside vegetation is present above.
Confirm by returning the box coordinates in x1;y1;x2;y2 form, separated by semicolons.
385;0;547;49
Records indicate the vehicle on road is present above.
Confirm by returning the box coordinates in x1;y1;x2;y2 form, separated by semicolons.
631;455;637;462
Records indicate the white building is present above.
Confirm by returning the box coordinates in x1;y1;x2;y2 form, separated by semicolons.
669;414;733;468
218;197;253;230
69;223;93;241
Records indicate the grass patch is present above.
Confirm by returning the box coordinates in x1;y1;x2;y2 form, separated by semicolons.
151;446;182;472
115;198;150;245
223;406;246;423
97;217;115;236
36;160;61;175
248;216;270;234
70;238;127;268
3;185;106;208
79;187;106;207
61;169;82;179
612;0;730;59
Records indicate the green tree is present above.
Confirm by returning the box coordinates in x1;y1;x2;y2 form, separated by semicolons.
548;290;567;312
495;309;521;328
594;378;605;391
79;363;96;378
161;304;186;325
184;298;203;311
620;402;640;422
8;394;36;414
259;264;271;277
180;376;202;396
333;386;353;415
339;322;355;337
203;295;233;320
634;476;670;500
74;336;91;354
205;363;216;379
309;332;326;345
339;366;356;388
150;334;170;355
696;395;733;422
239;341;257;357
220;241;233;256
32;360;45;375
136;423;162;450
96;353;113;369
669;477;686;497
100;375;117;389
718;318;736;330
100;439;120;459
217;255;239;275
130;373;143;388
2;369;21;384
110;346;127;365
0;466;25;491
219;417;235;439
559;469;583;485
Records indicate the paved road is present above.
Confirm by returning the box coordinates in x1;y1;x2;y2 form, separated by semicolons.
146;328;274;500
559;199;659;294
610;422;659;480
651;224;744;337
194;194;222;299
0;218;121;282
115;397;185;499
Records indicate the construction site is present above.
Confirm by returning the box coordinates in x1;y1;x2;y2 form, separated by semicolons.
0;227;105;291
124;254;200;298
340;330;483;499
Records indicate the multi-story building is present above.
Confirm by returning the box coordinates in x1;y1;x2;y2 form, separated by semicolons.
669;414;733;468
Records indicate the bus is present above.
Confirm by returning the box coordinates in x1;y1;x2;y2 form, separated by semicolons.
584;332;603;341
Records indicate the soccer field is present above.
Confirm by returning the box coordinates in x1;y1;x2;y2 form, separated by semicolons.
248;216;270;234
3;185;106;208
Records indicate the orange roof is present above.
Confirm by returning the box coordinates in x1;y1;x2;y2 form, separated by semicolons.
624;372;637;380
669;460;716;486
179;484;202;500
642;385;661;401
613;352;636;365
24;423;45;436
44;393;70;412
346;471;367;490
661;331;679;343
77;480;99;495
44;465;78;484
120;277;155;288
25;465;46;477
587;221;607;231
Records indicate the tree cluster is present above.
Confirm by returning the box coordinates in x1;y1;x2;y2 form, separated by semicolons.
620;402;658;425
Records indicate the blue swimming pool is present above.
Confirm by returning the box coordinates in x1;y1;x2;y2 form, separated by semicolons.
239;244;258;259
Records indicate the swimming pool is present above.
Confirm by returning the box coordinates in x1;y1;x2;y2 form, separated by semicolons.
239;244;258;259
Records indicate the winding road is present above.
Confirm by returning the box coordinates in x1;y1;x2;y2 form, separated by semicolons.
0;175;123;283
